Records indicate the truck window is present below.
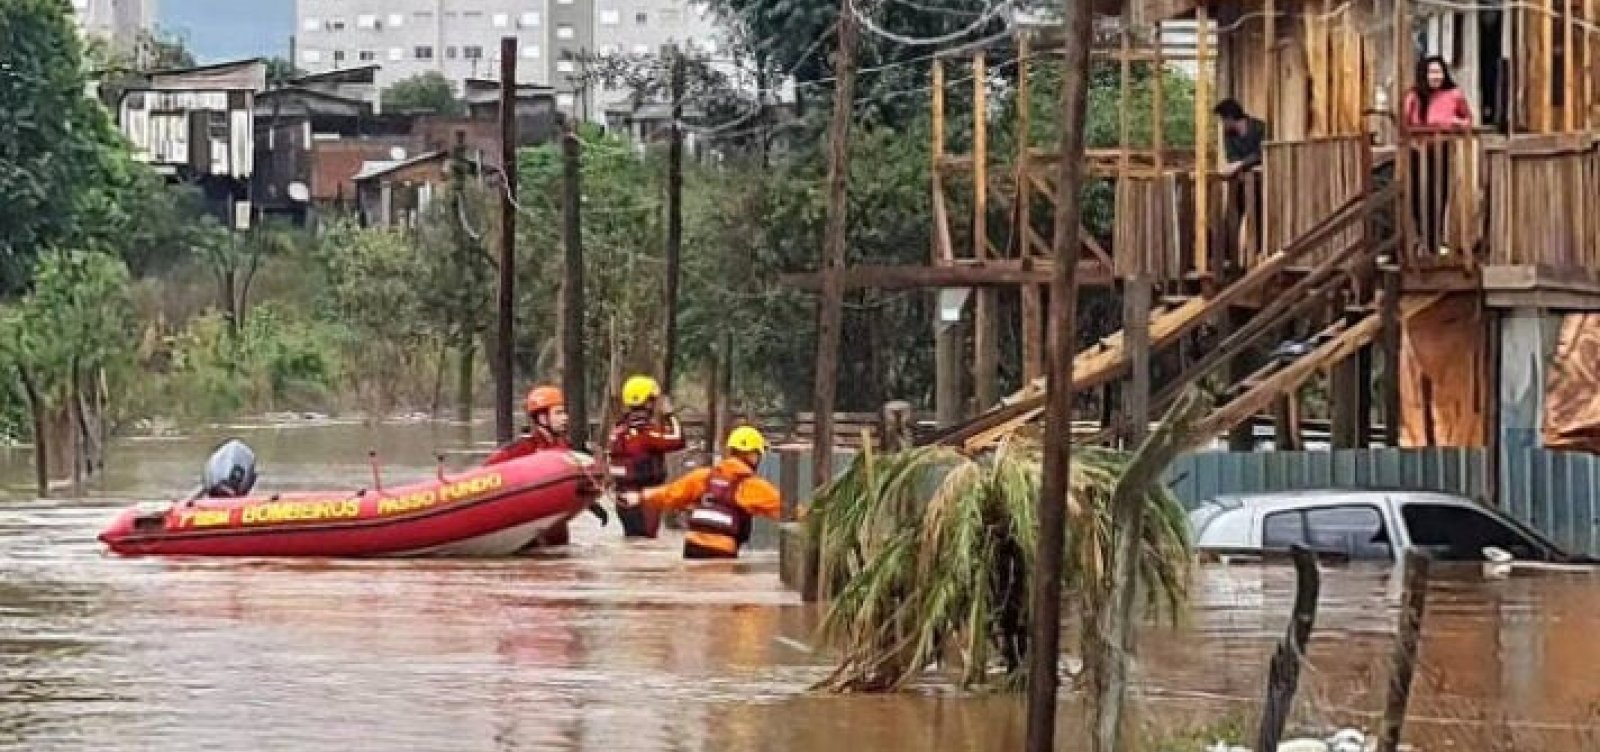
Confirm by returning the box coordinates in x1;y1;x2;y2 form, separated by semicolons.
1400;503;1551;562
1262;505;1392;561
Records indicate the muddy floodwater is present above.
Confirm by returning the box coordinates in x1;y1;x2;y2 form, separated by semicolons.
2;420;1596;751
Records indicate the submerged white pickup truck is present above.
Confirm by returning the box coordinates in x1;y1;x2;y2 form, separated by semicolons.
1186;489;1595;564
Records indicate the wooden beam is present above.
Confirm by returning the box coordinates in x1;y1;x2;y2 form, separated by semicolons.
1194;2;1211;277
1566;0;1577;131
932;60;951;263
1018;34;1044;383
780;261;1112;291
974;52;999;410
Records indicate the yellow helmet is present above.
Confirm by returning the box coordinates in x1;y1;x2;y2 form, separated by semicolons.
620;375;661;408
726;425;767;455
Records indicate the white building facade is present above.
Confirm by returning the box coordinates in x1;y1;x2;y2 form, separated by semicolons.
295;0;728;119
71;0;157;50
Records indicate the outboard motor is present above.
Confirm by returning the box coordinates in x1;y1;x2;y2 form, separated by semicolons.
202;439;258;498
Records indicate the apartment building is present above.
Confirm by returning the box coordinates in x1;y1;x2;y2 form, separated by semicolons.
71;0;156;50
295;0;727;119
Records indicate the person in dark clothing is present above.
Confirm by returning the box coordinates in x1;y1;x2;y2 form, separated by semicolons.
1214;98;1268;262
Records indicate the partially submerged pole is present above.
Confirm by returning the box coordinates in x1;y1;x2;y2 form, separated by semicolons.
810;3;861;491
1377;550;1432;752
561;119;589;448
662;44;686;392
1025;0;1096;747
493;35;519;444
1255;545;1322;752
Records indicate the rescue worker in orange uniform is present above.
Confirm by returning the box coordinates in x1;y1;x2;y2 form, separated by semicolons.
607;375;685;538
622;426;782;559
486;385;606;545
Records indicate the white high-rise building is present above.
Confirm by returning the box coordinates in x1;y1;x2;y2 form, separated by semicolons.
71;0;157;50
295;0;730;119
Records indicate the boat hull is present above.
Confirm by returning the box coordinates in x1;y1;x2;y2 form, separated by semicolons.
99;451;598;558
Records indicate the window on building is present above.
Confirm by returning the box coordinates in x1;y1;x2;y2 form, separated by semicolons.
556;24;574;40
413;10;434;20
332;50;347;63
445;46;458;59
522;45;541;59
600;9;620;25
303;18;321;32
634;11;648;24
556;59;575;73
389;47;405;61
492;12;509;27
463;10;484;20
556;92;575;107
388;13;405;27
357;14;377;29
358;49;376;62
557;0;574;5
658;8;680;23
631;43;650;55
328;18;347;31
414;45;434;60
598;43;618;55
520;11;540;26
464;45;483;60
301;49;323;64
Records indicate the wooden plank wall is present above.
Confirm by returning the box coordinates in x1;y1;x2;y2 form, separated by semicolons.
1486;136;1600;266
1215;0;1376;141
1113;175;1184;281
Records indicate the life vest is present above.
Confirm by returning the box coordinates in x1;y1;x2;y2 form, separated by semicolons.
687;471;751;544
608;418;668;489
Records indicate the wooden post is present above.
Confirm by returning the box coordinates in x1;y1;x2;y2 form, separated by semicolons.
1125;277;1151;445
1566;0;1577;131
663;45;686;392
1377;550;1432;752
974;52;999;410
1332;352;1363;449
494;36;518;444
1026;0;1094;746
1193;2;1211;279
1588;0;1596;130
1394;0;1412;264
1255;545;1322;752
1381;273;1403;447
1153;19;1165;168
880;400;914;451
810;0;861;491
1018;36;1044;383
932;59;963;427
561;122;589;449
1539;0;1555;132
1265;0;1277;125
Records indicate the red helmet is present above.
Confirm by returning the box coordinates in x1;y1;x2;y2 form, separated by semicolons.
525;386;564;415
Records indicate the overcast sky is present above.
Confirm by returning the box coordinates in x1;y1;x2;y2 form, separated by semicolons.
159;0;293;62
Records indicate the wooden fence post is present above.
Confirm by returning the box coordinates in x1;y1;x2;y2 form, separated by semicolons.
1256;545;1322;752
1377;550;1432;752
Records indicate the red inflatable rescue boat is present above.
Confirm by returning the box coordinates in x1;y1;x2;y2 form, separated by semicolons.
99;450;600;557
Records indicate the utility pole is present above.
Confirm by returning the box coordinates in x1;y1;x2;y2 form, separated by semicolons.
1025;0;1094;748
494;36;518;443
561;119;589;448
662;44;686;392
810;1;862;491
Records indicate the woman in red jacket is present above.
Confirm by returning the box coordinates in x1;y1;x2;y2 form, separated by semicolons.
1404;55;1473;256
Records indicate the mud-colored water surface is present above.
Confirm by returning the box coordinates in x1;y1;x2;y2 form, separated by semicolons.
1;420;1595;751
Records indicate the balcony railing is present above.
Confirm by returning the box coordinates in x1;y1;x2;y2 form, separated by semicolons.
1486;135;1600;268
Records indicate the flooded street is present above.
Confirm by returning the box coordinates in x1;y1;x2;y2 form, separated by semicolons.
1;420;1596;751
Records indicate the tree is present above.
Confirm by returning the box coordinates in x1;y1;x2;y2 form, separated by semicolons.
0;0;126;293
381;72;465;115
1;251;133;495
84;28;197;107
264;56;304;88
